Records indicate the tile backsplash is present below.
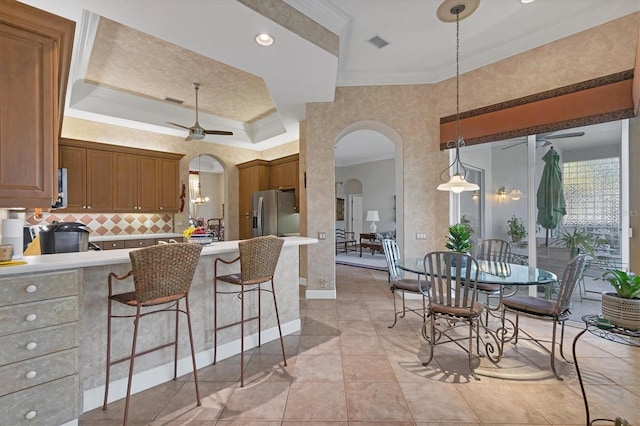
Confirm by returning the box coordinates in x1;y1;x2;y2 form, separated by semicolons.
25;213;174;236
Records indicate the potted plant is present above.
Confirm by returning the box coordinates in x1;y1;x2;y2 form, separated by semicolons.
444;223;471;267
601;269;640;330
557;228;594;258
445;223;472;253
506;215;527;243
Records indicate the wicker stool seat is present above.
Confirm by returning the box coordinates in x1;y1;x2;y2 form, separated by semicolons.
103;243;202;426
213;235;286;387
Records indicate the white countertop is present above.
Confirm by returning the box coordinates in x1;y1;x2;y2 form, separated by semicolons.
0;236;317;276
88;233;183;242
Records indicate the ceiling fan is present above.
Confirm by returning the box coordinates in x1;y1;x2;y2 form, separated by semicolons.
168;82;233;141
501;131;585;150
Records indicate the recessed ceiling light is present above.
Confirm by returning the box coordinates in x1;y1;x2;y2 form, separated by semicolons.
521;0;535;3
255;33;274;46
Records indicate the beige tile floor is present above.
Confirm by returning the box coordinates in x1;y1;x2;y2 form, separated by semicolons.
80;264;640;425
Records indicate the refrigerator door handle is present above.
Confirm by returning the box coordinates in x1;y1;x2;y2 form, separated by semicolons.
257;196;264;236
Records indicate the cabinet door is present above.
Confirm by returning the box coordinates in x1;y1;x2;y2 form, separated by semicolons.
270;164;283;190
59;145;86;210
280;161;298;188
137;156;158;211
239;166;270;215
239;215;252;240
112;153;137;211
0;22;56;207
86;150;113;211
158;159;179;211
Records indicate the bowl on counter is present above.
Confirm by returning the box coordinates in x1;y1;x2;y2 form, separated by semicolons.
0;244;14;262
188;234;213;245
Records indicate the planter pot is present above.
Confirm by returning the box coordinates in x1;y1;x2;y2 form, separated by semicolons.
601;291;640;330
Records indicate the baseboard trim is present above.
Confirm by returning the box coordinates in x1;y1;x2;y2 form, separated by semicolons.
83;319;301;412
305;288;337;299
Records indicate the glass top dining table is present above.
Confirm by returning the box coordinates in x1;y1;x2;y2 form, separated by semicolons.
397;258;557;286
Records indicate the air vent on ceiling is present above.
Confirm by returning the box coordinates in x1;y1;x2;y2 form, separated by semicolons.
164;96;184;104
368;35;389;49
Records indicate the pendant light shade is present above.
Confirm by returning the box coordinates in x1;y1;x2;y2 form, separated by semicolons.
436;0;480;193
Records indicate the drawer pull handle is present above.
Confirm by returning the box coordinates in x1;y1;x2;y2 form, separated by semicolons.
26;314;37;322
25;411;37;420
26;342;37;351
25;371;37;379
25;285;37;293
111;243;117;247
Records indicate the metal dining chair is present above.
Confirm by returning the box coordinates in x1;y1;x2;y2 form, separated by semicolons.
381;238;426;328
476;239;512;321
500;254;587;380
420;251;483;379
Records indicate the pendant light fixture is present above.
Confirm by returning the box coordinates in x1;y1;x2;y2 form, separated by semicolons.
436;0;480;194
192;155;210;205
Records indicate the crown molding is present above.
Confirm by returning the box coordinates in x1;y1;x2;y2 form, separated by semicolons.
283;0;350;35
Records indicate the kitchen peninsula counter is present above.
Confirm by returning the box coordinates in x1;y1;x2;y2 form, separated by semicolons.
0;236;315;425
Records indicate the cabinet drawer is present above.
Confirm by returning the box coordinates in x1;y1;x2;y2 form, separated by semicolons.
0;348;77;397
0;323;77;365
0;296;78;336
102;240;125;250
124;238;156;248
0;270;79;307
0;374;79;426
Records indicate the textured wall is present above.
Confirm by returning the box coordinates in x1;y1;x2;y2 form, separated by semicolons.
303;13;640;294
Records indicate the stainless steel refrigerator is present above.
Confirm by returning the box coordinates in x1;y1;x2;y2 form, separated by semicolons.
251;190;300;237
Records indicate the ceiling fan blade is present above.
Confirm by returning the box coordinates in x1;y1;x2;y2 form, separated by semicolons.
501;141;526;150
204;130;233;136
185;134;192;141
167;122;190;130
544;131;585;139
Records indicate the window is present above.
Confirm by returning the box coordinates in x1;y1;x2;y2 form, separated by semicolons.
563;157;620;250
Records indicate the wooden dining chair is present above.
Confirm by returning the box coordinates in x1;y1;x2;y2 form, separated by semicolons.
420;251;483;379
381;238;426;328
500;254;587;380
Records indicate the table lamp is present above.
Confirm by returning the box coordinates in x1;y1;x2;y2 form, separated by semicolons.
365;210;380;233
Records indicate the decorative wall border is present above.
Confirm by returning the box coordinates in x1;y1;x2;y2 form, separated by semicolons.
440;70;635;149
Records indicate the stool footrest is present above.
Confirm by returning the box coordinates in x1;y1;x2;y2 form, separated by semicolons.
215;315;260;331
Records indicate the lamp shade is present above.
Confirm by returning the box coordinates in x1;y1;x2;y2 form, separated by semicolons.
437;173;480;193
365;211;380;222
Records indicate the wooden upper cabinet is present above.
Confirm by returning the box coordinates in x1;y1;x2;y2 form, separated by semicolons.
60;138;183;213
269;154;299;208
158;159;179;211
113;153;138;211
59;145;113;211
270;161;297;190
86;150;113;211
0;1;74;208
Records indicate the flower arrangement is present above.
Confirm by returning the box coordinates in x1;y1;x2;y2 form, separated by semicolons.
183;226;208;238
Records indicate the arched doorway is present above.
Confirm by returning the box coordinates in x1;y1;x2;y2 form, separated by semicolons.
334;121;404;263
188;154;226;239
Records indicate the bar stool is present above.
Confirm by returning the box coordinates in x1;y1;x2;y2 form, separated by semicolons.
213;235;285;386
103;243;202;426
